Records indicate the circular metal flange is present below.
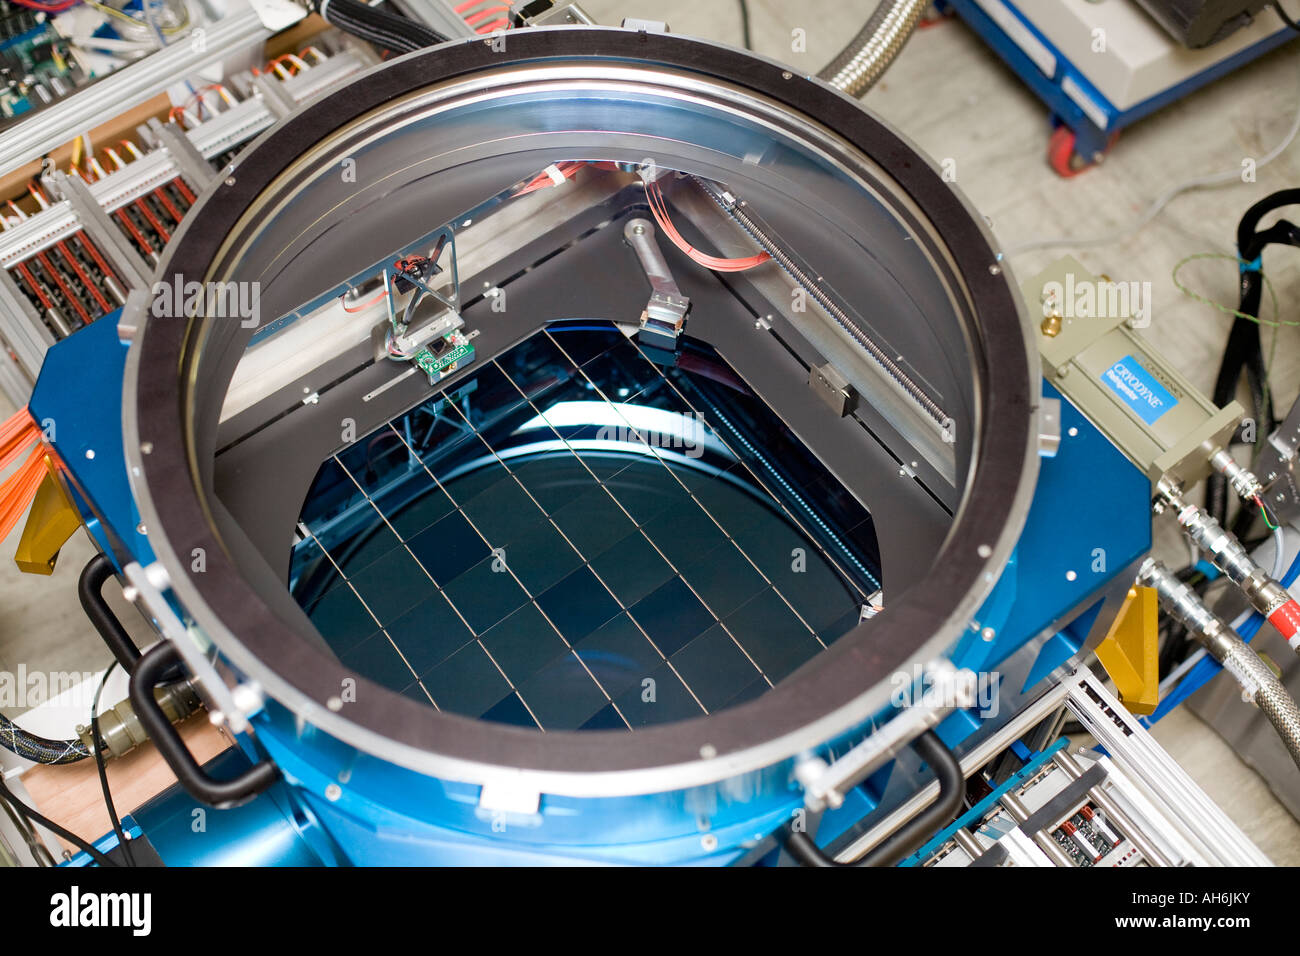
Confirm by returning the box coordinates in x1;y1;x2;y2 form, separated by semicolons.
123;27;1039;797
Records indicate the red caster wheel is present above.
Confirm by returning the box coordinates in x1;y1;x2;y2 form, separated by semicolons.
1047;126;1118;178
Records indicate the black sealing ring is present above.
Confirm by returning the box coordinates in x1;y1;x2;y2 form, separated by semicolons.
132;27;1034;780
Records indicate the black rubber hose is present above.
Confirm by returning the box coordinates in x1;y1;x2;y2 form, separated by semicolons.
78;553;141;674
317;0;449;55
1206;190;1300;525
784;730;964;867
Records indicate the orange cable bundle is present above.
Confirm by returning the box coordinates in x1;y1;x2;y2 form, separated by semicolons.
644;178;772;273
0;408;48;543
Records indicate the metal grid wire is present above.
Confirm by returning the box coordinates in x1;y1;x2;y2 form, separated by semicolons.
291;323;880;731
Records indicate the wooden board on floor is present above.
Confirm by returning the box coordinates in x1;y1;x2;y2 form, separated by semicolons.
22;714;230;855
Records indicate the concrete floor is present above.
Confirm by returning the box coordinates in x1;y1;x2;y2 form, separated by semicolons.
1;0;1299;861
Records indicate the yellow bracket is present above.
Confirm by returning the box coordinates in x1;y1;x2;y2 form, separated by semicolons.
14;459;81;575
1094;586;1160;715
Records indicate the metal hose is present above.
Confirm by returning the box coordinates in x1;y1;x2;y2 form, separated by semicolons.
1216;638;1300;771
818;0;930;97
1139;559;1300;771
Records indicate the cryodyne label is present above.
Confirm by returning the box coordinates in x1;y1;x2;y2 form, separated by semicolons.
1100;355;1177;426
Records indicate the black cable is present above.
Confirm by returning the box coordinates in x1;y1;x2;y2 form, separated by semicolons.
738;0;752;49
91;662;135;866
1206;189;1300;526
316;0;449;55
783;730;964;867
0;712;89;764
1273;2;1300;31
0;772;117;866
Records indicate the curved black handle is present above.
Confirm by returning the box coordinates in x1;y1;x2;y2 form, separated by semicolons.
79;554;141;674
784;730;964;868
129;642;279;809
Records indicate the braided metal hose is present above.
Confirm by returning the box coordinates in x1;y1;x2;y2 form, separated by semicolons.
818;0;930;98
1217;638;1300;771
1139;559;1300;772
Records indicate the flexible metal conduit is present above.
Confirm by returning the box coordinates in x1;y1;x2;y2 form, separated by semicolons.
818;0;930;97
1140;558;1300;771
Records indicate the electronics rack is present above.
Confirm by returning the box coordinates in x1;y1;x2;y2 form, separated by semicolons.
911;670;1270;867
0;26;379;405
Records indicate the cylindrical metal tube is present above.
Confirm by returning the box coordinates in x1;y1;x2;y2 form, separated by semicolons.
1000;790;1076;867
1208;447;1262;502
77;680;202;760
1162;497;1300;651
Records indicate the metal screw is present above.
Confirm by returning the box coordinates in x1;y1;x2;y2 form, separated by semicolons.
325;783;342;801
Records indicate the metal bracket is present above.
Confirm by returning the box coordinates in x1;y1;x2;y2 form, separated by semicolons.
521;1;596;26
810;362;857;418
247;0;309;31
0;264;52;377
251;72;298;120
46;170;150;289
120;560;252;734
1038;396;1061;457
796;660;976;813
621;17;668;31
149;118;216;193
1092;586;1159;715
624;217;690;352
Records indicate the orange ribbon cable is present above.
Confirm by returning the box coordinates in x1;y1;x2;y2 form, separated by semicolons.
0;408;48;544
644;178;772;273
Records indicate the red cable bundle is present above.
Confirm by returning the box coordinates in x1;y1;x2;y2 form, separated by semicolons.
512;161;586;197
0;408;48;544
644;178;771;273
8;0;79;12
455;0;511;33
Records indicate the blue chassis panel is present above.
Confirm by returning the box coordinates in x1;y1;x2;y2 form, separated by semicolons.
32;320;1150;866
938;0;1295;165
